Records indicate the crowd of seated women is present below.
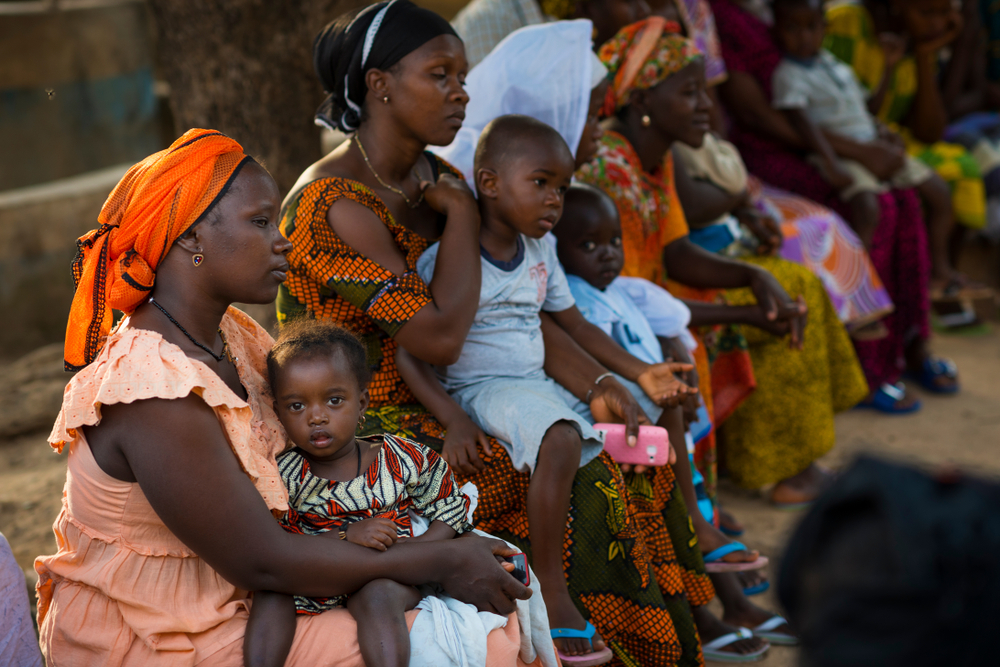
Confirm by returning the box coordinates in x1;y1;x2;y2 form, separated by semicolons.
28;0;994;666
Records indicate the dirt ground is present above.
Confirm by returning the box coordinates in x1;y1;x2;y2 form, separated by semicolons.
2;326;998;665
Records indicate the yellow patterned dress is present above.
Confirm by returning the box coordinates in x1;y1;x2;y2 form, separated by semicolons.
578;132;869;491
277;155;715;667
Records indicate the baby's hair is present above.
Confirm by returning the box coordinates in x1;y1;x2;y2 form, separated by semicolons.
474;114;572;175
267;318;372;392
553;182;620;241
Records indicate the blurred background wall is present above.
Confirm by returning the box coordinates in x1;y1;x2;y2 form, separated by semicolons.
1;0;994;362
0;0;469;361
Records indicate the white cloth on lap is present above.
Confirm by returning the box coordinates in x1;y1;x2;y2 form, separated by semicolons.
0;532;43;667
408;529;558;667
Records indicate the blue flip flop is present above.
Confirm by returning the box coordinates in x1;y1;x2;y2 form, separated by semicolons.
720;525;745;538
703;542;769;572
905;357;959;394
551;623;613;666
743;580;770;596
856;382;922;414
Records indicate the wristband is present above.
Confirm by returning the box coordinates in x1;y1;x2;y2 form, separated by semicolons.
339;525;348;540
584;372;616;403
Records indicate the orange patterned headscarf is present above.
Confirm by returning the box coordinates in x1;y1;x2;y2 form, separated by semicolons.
65;129;251;370
598;16;702;116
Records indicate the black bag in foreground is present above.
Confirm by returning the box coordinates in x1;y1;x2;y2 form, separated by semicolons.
778;456;1000;667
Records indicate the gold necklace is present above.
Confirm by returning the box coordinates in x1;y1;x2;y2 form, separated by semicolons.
354;134;425;209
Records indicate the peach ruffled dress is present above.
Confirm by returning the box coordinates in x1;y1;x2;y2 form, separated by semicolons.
35;307;533;667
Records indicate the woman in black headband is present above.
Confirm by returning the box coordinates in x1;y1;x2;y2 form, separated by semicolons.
280;2;674;663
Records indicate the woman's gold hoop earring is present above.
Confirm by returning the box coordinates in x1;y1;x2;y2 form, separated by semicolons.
382;96;389;104
641;114;652;127
192;253;204;267
358;414;367;427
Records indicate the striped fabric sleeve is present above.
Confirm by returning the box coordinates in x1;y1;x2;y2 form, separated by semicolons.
399;436;472;533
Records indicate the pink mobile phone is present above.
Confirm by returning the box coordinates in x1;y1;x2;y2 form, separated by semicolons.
594;424;671;467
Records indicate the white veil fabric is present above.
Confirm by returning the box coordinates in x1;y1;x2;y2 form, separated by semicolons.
432;19;600;189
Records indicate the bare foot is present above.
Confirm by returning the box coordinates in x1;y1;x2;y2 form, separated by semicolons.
543;588;606;657
692;606;769;656
718;509;744;536
737;568;768;591
771;463;835;506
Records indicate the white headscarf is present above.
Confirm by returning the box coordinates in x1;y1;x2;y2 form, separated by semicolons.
431;19;605;189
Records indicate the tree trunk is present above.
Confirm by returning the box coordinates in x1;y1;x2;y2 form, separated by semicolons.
147;0;366;195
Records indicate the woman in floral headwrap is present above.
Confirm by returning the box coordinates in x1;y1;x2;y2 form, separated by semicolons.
577;16;868;517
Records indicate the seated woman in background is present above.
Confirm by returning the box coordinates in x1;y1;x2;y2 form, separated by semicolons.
35;129;535;667
580;12;863;647
279;4;724;665
711;0;959;410
661;0;894;334
579;12;867;530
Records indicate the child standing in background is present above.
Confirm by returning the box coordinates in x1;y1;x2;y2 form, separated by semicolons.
397;114;695;665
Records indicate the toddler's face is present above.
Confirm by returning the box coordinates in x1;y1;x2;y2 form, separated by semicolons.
774;3;826;60
557;204;624;290
272;351;368;462
492;140;575;239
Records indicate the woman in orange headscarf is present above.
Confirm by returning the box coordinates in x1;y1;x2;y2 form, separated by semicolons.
37;129;535;666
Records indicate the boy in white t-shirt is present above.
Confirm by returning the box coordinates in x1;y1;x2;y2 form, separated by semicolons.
771;0;954;278
397;114;694;663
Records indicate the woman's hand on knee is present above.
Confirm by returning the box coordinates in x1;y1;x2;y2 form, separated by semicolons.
748;269;808;349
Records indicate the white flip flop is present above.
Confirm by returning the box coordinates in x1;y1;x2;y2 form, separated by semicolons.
749;615;798;646
702;627;769;663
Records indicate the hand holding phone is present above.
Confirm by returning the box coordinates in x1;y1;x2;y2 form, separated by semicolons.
503;553;529;586
595;423;671;466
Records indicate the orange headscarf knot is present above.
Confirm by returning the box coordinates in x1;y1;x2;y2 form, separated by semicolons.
65;129;250;370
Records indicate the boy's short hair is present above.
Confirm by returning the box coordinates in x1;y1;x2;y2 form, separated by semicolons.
267;318;371;392
473;114;572;176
